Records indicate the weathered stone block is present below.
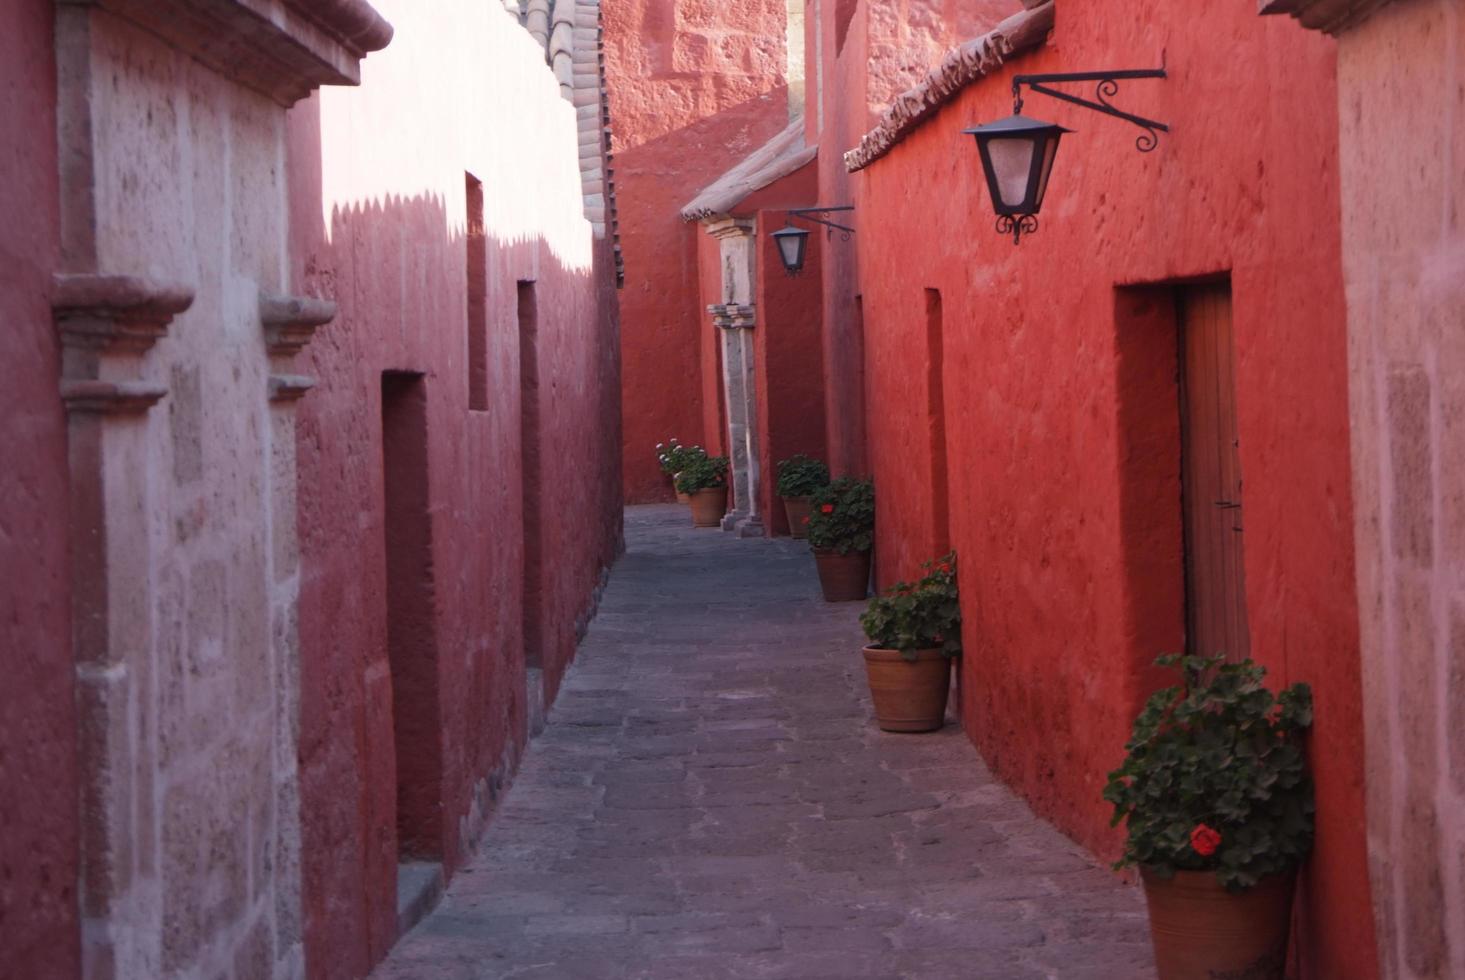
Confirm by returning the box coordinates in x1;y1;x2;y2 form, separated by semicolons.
1387;365;1434;567
1401;781;1449;975
161;749;251;972
1394;574;1439;786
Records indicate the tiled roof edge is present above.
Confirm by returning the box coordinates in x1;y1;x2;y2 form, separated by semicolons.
843;0;1053;173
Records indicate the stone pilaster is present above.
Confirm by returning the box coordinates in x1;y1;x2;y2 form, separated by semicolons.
53;272;194;978
704;218;764;538
258;291;335;970
51;0;378;973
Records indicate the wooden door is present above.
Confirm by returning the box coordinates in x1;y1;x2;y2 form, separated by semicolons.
1178;284;1250;662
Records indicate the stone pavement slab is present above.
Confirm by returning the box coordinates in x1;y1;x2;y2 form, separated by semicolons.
371;506;1156;979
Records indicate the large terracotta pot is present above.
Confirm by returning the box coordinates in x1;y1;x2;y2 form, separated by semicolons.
861;647;950;732
688;486;727;527
782;496;812;538
812;548;870;601
1141;868;1296;980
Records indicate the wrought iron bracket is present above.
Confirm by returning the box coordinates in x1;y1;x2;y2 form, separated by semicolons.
996;214;1038;245
786;205;856;238
1012;66;1170;152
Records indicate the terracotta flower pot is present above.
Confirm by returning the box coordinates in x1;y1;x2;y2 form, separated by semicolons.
1141;868;1296;980
782;496;812;538
688;486;727;527
861;647;950;732
812;548;870;601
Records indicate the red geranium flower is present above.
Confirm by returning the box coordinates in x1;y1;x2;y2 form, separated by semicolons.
801;516;810;525
1189;824;1222;857
937;562;952;573
820;504;835;514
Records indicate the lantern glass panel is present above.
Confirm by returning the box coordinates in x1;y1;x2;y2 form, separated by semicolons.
1032;134;1060;209
986;137;1038;209
773;227;807;272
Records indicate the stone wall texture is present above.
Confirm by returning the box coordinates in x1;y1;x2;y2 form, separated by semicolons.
53;9;321;975
847;3;1378;978
0;1;77;977
1336;1;1465;976
288;2;622;974
0;1;618;977
606;0;793;502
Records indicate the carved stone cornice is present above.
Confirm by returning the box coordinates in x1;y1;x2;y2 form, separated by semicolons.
708;304;756;330
268;375;318;402
1258;0;1397;34
260;293;338;357
72;0;393;106
53;273;195;354
704;217;757;241
60;379;170;415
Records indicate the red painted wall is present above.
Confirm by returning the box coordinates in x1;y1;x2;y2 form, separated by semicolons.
811;0;870;479
695;229;728;466
286;7;622;974
606;0;792;502
0;2;79;976
809;0;1012;481
850;5;1376;978
755;199;828;535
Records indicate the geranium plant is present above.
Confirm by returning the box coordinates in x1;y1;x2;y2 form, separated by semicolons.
656;439;706;476
805;476;874;555
775;454;830;498
859;553;961;662
1103;654;1314;891
674;455;729;494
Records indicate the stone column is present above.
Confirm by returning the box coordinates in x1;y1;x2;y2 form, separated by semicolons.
260;293;336;974
704;216;764;537
53;273;194;978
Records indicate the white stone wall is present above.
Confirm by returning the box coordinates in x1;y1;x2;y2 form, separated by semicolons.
1338;1;1465;976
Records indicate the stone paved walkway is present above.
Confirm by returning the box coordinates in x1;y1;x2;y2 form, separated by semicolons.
372;506;1156;980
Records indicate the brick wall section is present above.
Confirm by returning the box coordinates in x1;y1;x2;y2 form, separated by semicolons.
1336;2;1465;975
0;1;77;976
287;2;622;974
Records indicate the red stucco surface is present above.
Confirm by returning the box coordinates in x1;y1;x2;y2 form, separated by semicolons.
606;0;793;502
755;201;828;535
0;2;79;976
850;7;1377;979
695;228;728;467
285;10;622;973
808;0;1013;482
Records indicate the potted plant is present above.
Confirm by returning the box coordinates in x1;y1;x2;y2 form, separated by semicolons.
656;439;706;505
675;454;730;527
774;454;830;539
857;554;961;732
805;476;874;601
1104;655;1314;980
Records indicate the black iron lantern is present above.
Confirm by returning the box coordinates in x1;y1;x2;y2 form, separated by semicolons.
963;65;1171;244
771;223;811;275
962;114;1069;243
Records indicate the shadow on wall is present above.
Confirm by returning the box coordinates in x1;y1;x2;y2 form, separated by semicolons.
615;86;798;504
288;187;622;978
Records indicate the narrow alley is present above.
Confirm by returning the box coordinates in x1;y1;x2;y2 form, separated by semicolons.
371;507;1156;980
